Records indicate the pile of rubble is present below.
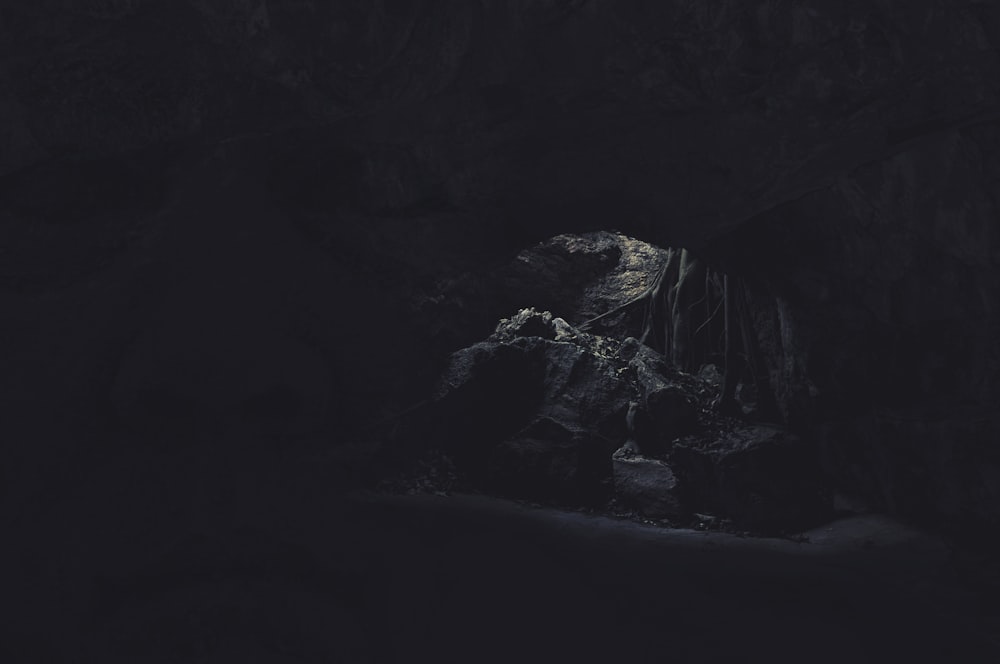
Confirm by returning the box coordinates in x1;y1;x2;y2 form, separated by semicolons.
401;308;832;535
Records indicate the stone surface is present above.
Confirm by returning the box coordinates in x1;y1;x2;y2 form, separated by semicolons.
430;310;831;521
491;307;563;342
418;232;668;354
612;449;682;519
672;424;833;534
627;340;699;453
489;417;611;504
431;312;709;502
432;318;618;498
500;232;669;336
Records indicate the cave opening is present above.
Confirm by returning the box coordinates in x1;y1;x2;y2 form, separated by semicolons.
381;231;829;537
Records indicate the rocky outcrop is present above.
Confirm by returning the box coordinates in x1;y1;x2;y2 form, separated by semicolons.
413;232;668;357
704;123;1000;526
611;449;682;520
672;425;832;534
432;309;634;503
620;337;700;454
428;309;831;531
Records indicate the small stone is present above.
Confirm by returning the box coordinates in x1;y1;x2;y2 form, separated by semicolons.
492;308;557;341
552;316;576;341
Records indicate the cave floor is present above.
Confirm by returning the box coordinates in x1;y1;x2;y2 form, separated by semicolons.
8;448;1000;662
345;491;1000;663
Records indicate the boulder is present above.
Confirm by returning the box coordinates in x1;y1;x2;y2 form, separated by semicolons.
489;417;612;504
671;425;832;534
499;232;669;337
611;448;682;519
618;337;699;454
432;312;633;499
432;337;549;474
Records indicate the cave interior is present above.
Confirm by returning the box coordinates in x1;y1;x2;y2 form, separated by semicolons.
2;1;1000;661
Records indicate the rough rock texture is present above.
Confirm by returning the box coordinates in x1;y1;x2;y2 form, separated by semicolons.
501;232;670;334
623;337;700;454
611;449;682;519
431;310;634;502
672;425;832;534
430;310;827;531
705;123;1000;525
489;417;612;504
416;231;668;356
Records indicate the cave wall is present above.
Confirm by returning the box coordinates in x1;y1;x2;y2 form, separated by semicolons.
4;1;999;246
2;1;1000;526
707;123;1000;526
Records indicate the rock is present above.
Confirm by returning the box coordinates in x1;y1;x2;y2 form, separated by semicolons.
490;417;611;504
619;338;699;454
630;354;698;453
432;310;737;506
500;232;669;336
671;425;832;534
551;316;576;342
433;310;838;529
431;337;549;473
432;315;633;500
415;232;666;355
616;337;645;362
612;449;682;519
505;232;624;306
491;308;560;341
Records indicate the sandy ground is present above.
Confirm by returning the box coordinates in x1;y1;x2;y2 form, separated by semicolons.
339;492;1000;663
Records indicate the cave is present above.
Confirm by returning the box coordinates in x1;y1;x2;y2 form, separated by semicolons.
3;2;1000;661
